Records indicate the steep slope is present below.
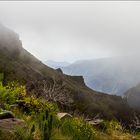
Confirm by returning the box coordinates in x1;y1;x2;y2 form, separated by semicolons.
0;24;138;125
61;57;140;96
124;84;140;110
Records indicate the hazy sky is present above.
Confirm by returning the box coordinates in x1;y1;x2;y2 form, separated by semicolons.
0;1;140;62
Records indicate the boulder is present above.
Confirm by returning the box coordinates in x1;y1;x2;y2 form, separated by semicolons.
0;110;14;119
57;112;72;120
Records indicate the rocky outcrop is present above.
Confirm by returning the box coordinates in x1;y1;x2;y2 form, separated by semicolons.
67;75;86;86
0;118;24;131
57;112;72;120
56;68;63;74
0;110;14;119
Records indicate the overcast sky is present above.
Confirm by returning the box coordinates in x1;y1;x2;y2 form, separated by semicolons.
0;1;140;62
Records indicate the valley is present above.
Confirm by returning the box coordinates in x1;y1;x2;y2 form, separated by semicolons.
0;24;140;139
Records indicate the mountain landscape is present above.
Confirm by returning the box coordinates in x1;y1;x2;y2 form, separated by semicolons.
1;1;140;139
0;24;135;121
0;24;140;139
55;57;140;96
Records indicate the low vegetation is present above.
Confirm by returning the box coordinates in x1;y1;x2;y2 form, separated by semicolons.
0;74;140;140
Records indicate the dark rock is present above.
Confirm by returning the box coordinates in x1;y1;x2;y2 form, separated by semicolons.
56;68;63;74
0;118;24;131
0;110;14;119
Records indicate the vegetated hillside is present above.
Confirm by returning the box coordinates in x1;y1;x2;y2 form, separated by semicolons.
0;24;138;125
61;57;140;96
124;84;140;110
0;81;139;140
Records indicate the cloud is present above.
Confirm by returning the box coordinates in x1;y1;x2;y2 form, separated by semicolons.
0;1;140;62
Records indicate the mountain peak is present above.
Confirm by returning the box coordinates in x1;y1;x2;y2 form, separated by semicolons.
0;24;22;56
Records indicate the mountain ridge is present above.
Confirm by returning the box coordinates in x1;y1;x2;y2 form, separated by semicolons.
0;24;139;125
60;57;140;96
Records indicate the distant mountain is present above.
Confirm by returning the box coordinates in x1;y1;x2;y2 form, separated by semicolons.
61;57;140;96
0;24;139;125
44;60;70;69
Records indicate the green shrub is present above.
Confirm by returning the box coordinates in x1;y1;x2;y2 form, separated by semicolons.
6;81;26;100
14;126;35;140
28;109;59;140
0;81;58;115
0;81;26;106
17;96;58;114
61;117;95;140
99;120;122;131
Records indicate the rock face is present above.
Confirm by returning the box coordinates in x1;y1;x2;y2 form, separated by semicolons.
56;68;63;74
0;24;138;124
0;118;25;140
0;109;24;134
57;113;72;120
0;110;14;119
68;75;86;86
0;118;24;131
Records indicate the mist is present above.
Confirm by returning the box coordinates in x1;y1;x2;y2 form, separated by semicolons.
0;1;140;63
1;2;140;134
